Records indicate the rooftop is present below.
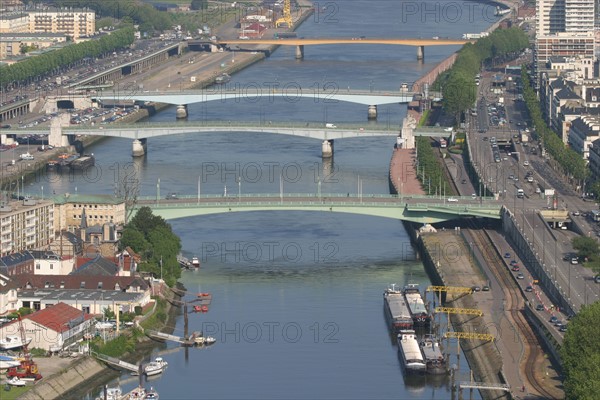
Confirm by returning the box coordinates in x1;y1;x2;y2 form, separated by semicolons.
52;193;125;205
26;302;93;333
19;288;146;304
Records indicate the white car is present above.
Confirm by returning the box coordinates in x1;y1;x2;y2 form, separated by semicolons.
523;161;529;166
447;197;458;202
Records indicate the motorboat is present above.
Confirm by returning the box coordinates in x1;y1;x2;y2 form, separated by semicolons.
144;387;160;400
7;376;26;387
194;335;216;345
144;357;168;376
191;256;200;268
0;335;32;350
129;386;146;400
94;386;122;400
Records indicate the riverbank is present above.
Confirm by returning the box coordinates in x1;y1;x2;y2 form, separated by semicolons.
17;285;184;400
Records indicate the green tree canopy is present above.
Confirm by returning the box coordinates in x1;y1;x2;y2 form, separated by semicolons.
560;302;600;399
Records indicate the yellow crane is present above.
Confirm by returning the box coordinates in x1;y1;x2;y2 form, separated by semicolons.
444;331;494;342
427;285;474;294
435;307;483;317
275;0;293;28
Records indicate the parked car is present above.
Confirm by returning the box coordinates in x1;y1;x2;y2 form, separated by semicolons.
504;252;511;258
536;304;545;311
516;273;525;279
447;197;458;202
525;286;533;292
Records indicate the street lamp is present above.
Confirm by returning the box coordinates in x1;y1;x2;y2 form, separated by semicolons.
237;176;241;202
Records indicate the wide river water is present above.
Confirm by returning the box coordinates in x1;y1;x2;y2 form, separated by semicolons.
26;1;500;398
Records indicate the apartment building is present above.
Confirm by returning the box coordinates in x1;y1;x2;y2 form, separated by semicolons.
28;8;95;39
0;199;54;257
568;115;600;158
0;8;94;40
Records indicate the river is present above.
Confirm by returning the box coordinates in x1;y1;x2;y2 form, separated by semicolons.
28;1;500;398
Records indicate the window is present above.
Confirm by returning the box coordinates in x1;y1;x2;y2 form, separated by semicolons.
60;281;65;288
80;281;85;288
36;263;40;270
98;282;103;289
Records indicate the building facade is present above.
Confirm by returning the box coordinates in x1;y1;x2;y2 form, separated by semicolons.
0;199;54;257
27;9;95;40
53;194;126;233
568;115;600;158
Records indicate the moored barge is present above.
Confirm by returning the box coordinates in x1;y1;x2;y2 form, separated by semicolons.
403;283;431;328
383;284;413;333
397;330;426;374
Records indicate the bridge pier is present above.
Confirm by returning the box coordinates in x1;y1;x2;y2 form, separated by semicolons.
367;105;377;120
295;45;304;59
321;139;334;158
48;114;70;148
417;45;424;61
176;104;188;119
132;139;147;157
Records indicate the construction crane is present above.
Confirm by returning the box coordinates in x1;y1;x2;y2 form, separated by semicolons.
444;331;495;342
435;307;483;317
7;313;42;381
275;0;293;28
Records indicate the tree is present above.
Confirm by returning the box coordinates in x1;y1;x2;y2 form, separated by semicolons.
191;0;208;10
572;236;600;261
560;302;600;399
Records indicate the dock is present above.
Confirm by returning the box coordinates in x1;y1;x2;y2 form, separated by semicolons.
145;329;213;347
92;352;140;374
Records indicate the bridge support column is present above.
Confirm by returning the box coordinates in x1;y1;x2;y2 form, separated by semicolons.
367;105;377;120
321;139;334;158
417;45;424;61
49;114;70;148
132;139;147;157
176;104;188;119
295;45;304;59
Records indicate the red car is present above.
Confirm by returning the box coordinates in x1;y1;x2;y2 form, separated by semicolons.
512;266;520;272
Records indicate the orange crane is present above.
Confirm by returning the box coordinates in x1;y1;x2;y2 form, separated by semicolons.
7;313;42;381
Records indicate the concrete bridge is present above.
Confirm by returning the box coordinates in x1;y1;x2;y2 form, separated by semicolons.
135;193;502;224
14;120;400;158
216;37;472;60
92;87;442;121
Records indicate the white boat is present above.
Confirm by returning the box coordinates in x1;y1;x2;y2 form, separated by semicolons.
0;355;21;369
191;256;200;268
0;335;32;350
144;387;160;400
129;386;146;399
397;330;426;374
194;335;216;345
144;357;168;376
94;386;122;400
95;321;114;330
7;376;27;386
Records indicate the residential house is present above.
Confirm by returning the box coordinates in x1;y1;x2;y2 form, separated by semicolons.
0;303;94;351
0;273;18;316
30;250;74;275
0;252;34;277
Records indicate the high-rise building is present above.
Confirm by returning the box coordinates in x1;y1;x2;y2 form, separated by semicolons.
0;199;54;256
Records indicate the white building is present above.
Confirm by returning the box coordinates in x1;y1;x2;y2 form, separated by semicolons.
568;115;600;158
0;303;93;351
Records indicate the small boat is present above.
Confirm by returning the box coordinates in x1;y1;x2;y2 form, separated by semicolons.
215;73;231;84
7;376;26;387
144;387;160;400
191;256;200;268
0;335;32;351
0;355;21;370
193;305;209;313
144;357;168;376
94;386;122;400
129;386;146;400
194;335;216;345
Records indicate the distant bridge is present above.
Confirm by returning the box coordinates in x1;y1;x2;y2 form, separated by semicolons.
216;37;472;60
134;193;502;224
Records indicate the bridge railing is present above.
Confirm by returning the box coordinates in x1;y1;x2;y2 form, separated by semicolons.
138;193;495;201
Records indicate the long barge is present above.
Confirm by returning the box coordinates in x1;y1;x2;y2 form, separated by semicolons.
397;330;426;374
383;284;413;333
403;283;431;328
69;154;95;170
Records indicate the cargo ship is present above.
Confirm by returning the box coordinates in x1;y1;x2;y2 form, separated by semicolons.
383;284;413;333
397;330;426;374
69;154;95;170
403;283;431;328
419;334;446;375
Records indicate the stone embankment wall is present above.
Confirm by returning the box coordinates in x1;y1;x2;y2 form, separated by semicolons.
20;356;106;400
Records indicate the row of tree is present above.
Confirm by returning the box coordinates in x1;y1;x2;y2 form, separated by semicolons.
520;67;589;186
437;27;530;121
0;27;135;89
571;236;600;276
119;207;182;287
